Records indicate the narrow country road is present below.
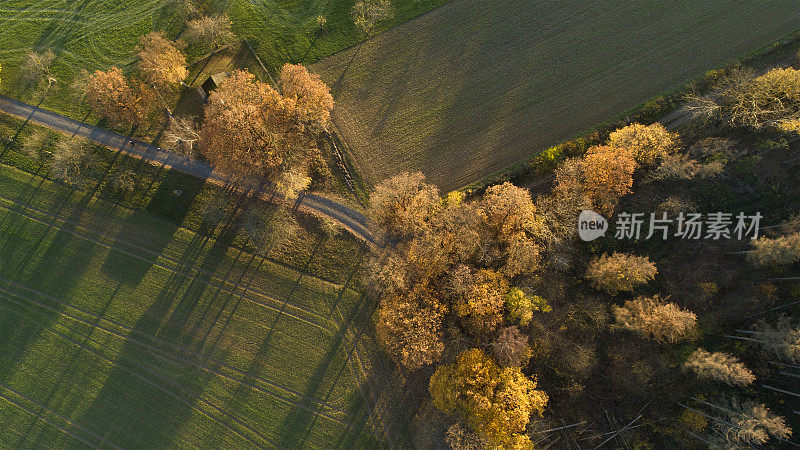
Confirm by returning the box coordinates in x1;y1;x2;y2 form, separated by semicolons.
0;95;377;246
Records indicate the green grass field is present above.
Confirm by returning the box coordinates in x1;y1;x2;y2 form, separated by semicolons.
0;0;448;118
312;0;800;190
0;159;409;448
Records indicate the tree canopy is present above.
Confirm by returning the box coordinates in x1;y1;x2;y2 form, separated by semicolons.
429;349;547;448
86;67;152;128
136;31;187;89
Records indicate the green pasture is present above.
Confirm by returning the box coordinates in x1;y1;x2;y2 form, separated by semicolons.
0;161;388;448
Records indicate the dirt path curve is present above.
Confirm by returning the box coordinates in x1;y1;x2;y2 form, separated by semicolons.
0;95;378;246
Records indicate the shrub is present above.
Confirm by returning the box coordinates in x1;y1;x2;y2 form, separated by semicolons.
586;252;657;294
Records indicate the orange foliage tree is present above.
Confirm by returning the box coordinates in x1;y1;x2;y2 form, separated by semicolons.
554;145;636;216
198;70;297;182
280;64;334;129
86;67;152;128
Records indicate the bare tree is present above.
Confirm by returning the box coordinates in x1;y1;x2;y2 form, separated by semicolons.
50;137;88;183
186;15;235;50
491;326;531;368
22;129;52;159
21;50;55;85
352;0;393;36
163;116;199;155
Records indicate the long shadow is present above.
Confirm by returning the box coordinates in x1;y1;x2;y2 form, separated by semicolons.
13;281;123;448
101;168;206;285
74;210;245;447
0;185;107;411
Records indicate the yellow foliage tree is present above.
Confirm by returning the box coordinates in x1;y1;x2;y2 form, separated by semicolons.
429;349;548;448
608;123;676;166
136;32;187;89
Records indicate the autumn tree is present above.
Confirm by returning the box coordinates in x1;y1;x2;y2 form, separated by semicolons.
199;70;298;182
554;145;636;216
86;67;152;128
367;172;441;239
477;182;544;276
748;232;800;268
612;295;696;343
279;64;334;129
505;288;550;326
186;15;235;50
585;252;657;294
452;268;509;338
683;348;755;386
429;349;547;448
376;287;447;370
491;326;531;367
607;123;676;166
352;0;393;36
274;167;311;200
137;31;187;89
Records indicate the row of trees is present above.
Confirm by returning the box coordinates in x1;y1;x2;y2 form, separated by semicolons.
81;21;335;196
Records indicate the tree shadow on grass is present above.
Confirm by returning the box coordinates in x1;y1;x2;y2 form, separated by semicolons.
101;168;206;285
0;188;108;399
75;217;249;447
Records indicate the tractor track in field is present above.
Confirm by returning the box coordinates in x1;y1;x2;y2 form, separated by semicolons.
0;193;338;331
0;381;123;449
0;297;275;449
0;278;352;424
0;95;379;247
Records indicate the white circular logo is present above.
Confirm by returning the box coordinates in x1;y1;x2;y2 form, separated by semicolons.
578;210;608;241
